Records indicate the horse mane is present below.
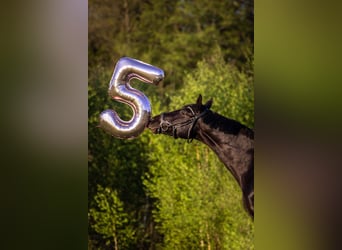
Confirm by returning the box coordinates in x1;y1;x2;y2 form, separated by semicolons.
203;110;254;140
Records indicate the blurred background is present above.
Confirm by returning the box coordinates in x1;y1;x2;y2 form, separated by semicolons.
1;0;341;249
0;0;88;249
256;1;342;249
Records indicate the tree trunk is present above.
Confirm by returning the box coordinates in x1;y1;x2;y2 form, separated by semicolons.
123;0;130;44
206;223;211;250
114;232;118;250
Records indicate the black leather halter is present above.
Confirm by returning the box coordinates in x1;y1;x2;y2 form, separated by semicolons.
157;107;209;143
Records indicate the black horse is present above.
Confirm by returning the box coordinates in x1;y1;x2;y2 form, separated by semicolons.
147;95;254;218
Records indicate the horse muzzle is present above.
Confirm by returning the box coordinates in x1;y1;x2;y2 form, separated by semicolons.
146;116;161;134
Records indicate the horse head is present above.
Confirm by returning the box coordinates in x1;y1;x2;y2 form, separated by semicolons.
148;95;213;141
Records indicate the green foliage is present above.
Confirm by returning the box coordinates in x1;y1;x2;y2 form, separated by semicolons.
88;71;155;249
89;185;135;249
170;47;254;128
145;138;254;249
89;0;253;94
131;0;253;92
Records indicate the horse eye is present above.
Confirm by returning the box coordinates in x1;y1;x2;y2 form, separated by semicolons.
186;106;196;115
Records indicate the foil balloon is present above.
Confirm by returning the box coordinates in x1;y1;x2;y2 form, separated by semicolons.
99;57;164;139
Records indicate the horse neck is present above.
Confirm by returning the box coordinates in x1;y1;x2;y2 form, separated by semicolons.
195;111;254;188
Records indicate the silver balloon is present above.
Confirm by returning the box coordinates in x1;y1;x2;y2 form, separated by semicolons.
99;57;164;139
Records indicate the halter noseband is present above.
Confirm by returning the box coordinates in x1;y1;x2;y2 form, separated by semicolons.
157;106;209;143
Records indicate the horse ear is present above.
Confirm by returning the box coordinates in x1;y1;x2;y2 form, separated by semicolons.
196;94;203;106
204;98;213;109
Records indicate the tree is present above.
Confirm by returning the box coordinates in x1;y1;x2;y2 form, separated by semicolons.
89;185;136;250
88;0;142;69
89;0;254;94
130;0;253;92
171;46;254;128
88;79;158;248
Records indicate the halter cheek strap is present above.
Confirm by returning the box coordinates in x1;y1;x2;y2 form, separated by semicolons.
186;107;208;142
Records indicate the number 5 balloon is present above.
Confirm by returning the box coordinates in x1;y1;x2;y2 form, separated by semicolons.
99;57;164;139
